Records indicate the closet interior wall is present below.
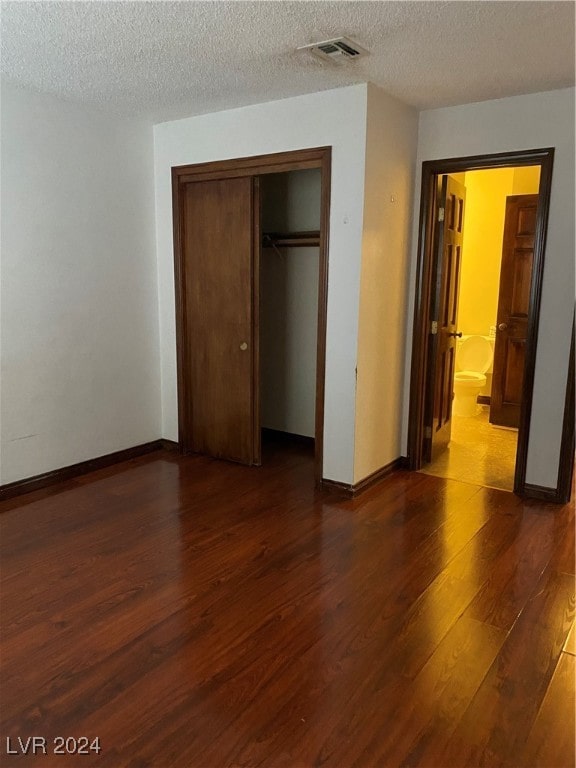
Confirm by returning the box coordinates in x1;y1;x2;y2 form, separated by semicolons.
259;169;321;441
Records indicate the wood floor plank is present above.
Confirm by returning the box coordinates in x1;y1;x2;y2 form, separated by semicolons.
522;652;575;767
346;618;507;767
463;506;563;630
564;621;576;655
0;442;574;768
436;566;575;767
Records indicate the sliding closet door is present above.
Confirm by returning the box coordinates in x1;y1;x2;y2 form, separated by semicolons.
182;176;256;464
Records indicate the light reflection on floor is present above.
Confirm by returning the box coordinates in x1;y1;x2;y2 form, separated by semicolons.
420;406;518;491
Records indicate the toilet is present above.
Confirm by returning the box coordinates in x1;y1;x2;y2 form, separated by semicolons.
453;335;495;417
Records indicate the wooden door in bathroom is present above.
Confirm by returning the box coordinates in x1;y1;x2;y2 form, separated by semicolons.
424;174;466;462
490;194;538;428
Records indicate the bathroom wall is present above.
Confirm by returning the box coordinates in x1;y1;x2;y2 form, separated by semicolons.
458;168;512;337
512;165;541;195
457;166;541;337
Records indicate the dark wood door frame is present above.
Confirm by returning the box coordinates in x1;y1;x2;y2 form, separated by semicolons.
406;147;574;501
172;147;331;485
555;312;575;504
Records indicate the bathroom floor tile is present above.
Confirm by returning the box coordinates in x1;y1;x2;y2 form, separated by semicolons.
420;407;517;491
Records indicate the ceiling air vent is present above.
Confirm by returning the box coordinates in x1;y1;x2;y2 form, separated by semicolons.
297;37;369;64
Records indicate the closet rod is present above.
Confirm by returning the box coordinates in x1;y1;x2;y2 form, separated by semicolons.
262;231;320;248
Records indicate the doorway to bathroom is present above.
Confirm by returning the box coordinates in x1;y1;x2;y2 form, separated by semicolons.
424;166;540;490
407;147;559;496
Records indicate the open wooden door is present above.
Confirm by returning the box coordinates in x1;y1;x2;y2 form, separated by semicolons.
181;176;258;464
490;194;538;428
424;175;466;462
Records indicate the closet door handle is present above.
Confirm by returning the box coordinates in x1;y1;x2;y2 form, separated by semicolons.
239;342;248;351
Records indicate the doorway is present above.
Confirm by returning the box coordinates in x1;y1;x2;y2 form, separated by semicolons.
259;169;321;463
171;147;331;485
407;147;563;497
419;166;540;491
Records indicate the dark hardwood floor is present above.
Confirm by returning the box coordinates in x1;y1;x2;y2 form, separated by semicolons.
1;437;574;767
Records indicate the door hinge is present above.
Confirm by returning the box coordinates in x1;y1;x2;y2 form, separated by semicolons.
438;207;445;222
430;320;438;335
424;426;432;439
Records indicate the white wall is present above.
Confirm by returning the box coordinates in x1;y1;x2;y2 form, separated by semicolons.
403;88;575;489
260;170;320;437
354;84;418;482
154;85;368;483
0;83;161;484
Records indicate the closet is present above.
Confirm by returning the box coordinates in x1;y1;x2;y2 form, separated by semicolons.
172;148;330;479
259;169;321;452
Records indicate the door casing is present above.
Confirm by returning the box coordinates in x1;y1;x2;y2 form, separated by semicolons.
407;147;570;499
172;147;331;485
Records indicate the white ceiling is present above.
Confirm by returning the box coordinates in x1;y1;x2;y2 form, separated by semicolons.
1;1;574;123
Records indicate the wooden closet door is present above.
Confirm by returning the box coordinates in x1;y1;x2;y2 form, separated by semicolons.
182;176;255;464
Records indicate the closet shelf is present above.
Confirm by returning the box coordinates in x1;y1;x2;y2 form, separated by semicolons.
262;231;320;248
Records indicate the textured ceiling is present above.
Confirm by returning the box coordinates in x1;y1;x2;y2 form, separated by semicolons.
1;1;574;122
